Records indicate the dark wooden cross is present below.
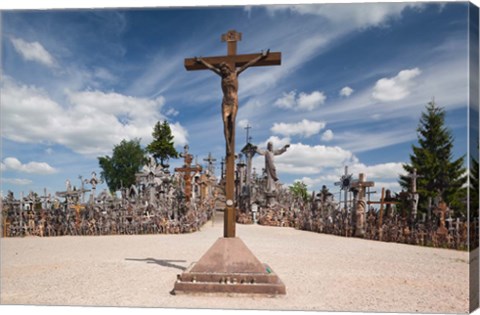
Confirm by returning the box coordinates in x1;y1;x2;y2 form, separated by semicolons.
244;123;252;144
185;30;281;237
350;174;374;201
203;152;217;175
367;187;399;241
406;168;423;193
175;145;202;203
365;187;377;203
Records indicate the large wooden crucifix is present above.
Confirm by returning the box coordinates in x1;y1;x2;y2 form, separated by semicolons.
185;30;281;237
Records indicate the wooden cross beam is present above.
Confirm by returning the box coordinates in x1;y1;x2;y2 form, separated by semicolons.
185;53;281;71
406;168;423;193
350;173;374;200
185;30;281;70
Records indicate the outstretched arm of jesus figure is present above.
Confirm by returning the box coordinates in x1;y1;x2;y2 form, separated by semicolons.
273;144;290;155
195;57;221;76
237;49;270;75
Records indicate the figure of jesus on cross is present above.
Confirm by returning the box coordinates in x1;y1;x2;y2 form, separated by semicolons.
195;49;269;155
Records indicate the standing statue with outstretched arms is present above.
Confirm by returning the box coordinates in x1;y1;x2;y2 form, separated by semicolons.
254;141;290;194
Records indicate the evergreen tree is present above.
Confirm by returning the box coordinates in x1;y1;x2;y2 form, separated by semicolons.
146;121;179;168
98;138;147;193
399;100;466;216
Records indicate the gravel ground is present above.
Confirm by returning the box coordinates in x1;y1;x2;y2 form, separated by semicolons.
0;212;472;313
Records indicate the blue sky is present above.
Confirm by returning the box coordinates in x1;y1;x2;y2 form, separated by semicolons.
0;2;475;200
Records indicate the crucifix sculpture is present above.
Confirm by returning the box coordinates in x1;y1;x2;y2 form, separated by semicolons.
175;145;202;203
203;152;217;175
185;30;281;237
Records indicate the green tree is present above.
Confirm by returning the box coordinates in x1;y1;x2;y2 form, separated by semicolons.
146;121;179;168
289;181;309;202
98;138;147;193
399;100;466;216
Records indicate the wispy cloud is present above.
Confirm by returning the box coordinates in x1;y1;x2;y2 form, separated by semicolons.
334;129;417;153
264;3;423;30
1;178;33;186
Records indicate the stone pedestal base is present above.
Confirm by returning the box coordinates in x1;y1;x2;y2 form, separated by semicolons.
172;237;286;295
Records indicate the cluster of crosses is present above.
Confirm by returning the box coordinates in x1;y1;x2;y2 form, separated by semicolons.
0;146;220;238
247;163;470;250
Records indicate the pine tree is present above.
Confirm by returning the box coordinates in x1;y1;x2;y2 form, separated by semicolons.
146;121;179;168
98;138;146;193
470;148;479;215
399;100;466;216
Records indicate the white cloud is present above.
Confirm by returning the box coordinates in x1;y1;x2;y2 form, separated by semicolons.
321;129;334;142
271;119;325;138
253;141;357;175
339;86;354;97
274;91;296;109
372;68;422;102
2;157;57;174
169;122;189;148
274;90;326;111
10;37;56;68
349;162;406;179
1;178;33;186
1;77;188;156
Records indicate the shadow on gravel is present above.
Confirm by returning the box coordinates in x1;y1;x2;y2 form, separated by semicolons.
125;258;187;271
